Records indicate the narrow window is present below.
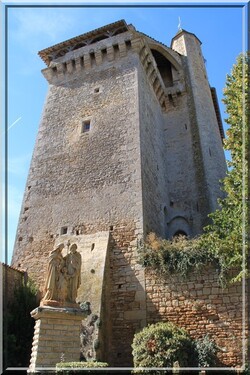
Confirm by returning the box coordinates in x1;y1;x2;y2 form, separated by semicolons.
81;120;91;133
101;48;107;56
61;226;68;235
90;52;95;66
125;40;132;49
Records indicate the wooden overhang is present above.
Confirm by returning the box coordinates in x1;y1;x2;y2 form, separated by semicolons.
38;19;129;66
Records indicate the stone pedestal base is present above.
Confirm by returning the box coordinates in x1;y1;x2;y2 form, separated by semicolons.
28;306;86;373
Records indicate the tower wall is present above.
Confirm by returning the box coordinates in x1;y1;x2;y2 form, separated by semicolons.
172;31;227;224
138;56;169;237
12;40;144;285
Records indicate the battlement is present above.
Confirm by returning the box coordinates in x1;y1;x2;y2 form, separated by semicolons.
41;22;185;112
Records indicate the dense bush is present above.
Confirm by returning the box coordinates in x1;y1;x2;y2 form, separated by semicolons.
132;322;198;372
56;361;109;374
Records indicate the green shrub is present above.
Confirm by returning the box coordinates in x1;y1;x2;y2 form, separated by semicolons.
138;233;221;281
132;322;198;373
56;361;109;374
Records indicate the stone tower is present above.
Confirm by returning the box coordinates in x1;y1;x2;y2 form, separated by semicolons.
12;20;226;366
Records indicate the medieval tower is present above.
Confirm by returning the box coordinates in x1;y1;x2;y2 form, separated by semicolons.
12;20;227;366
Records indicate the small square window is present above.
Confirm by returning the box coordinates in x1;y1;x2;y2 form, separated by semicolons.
61;226;68;235
82;120;91;133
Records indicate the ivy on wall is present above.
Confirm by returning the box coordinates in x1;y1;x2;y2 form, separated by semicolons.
137;233;228;285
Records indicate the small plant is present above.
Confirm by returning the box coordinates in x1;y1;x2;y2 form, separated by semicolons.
79;301;91;314
60;352;66;363
56;361;109;374
194;334;219;367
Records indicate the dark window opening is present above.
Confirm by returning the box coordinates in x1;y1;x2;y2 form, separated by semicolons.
91;243;95;251
168;94;174;104
94;87;100;93
151;49;174;88
109;225;114;231
90;52;95;62
82;120;91;133
61;226;68;235
125;40;132;49
113;44;119;52
76;230;79;235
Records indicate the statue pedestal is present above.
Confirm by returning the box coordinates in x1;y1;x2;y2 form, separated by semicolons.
28;306;86;373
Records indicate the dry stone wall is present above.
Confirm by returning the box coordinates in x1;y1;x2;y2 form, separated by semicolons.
145;265;246;367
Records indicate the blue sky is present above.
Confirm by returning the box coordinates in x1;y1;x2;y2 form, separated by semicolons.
2;3;246;264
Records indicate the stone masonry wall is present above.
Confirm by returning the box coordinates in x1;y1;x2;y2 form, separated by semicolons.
11;46;143;290
107;222;146;366
145;265;246;367
2;263;26;305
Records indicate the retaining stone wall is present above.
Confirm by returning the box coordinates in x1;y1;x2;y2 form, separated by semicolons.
145;265;246;366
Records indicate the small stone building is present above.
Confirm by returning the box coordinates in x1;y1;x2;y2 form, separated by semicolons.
11;20;246;367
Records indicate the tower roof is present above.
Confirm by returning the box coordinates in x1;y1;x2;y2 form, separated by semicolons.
171;28;202;48
38;19;129;66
